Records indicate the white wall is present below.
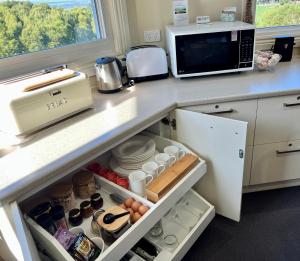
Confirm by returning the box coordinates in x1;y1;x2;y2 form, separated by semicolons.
126;0;243;48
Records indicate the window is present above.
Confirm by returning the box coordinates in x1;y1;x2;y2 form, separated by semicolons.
256;0;300;28
0;0;133;80
0;0;103;59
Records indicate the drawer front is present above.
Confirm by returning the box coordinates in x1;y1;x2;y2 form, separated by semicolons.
255;94;300;145
251;140;300;185
185;99;257;146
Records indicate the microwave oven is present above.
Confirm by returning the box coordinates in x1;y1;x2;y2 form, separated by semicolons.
166;21;255;78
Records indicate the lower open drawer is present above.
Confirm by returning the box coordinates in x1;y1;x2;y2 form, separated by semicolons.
14;134;210;261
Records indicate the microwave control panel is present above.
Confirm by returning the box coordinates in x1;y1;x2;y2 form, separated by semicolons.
240;29;255;67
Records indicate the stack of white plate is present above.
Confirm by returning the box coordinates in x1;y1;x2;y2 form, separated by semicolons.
109;135;156;177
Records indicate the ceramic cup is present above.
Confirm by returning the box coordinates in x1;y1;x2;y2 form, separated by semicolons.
129;170;153;197
142;161;165;179
155;153;176;168
69;226;85;236
164;145;186;160
91;237;105;253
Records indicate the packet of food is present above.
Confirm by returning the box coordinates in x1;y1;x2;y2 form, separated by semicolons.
54;227;77;250
68;232;101;261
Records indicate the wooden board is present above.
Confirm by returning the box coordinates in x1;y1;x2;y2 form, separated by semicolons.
146;154;199;203
5;69;77;92
97;206;130;233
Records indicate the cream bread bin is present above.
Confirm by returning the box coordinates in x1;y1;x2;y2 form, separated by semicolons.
0;70;93;136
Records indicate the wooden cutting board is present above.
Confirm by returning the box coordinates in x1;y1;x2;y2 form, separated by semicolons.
5;69;77;92
146;154;199;203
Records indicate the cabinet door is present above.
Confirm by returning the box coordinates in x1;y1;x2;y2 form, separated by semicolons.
172;109;247;221
0;203;39;261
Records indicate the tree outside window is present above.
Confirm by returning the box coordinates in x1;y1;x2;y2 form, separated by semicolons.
0;0;101;59
256;0;300;28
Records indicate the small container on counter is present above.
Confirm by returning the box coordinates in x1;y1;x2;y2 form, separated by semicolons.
36;213;57;235
90;193;103;210
51;205;68;230
80;200;93;219
29;201;52;220
69;208;83;227
50;183;76;212
73;171;96;199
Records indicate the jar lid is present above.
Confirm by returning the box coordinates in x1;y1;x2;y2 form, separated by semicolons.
73;171;94;186
91;193;102;202
80;200;92;210
50;183;73;197
51;205;65;221
29;202;51;220
69;208;81;218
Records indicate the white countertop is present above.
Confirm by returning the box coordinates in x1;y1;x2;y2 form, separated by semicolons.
1;58;300;202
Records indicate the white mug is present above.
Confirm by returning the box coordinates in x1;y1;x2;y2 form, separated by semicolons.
129;170;153;197
155;153;176;168
164;145;186;160
91;237;105;253
69;226;85;235
142;161;165;178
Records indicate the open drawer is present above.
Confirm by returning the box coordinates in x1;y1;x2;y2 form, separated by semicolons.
143;189;215;261
15;134;208;261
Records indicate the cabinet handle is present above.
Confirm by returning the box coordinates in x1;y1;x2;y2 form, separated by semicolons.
276;149;300;155
283;102;300;108
205;109;235;115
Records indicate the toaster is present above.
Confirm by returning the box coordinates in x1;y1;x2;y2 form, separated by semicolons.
0;68;93;136
126;45;169;82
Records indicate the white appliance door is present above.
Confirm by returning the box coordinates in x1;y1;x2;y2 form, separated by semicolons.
173;109;247;221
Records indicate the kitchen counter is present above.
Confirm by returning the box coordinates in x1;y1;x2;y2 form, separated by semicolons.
1;58;300;202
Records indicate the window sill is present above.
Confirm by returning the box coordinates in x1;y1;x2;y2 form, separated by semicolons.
256;25;300;49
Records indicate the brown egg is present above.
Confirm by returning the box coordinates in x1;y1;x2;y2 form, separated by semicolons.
127;208;134;218
124;198;134;208
138;205;149;216
131;201;142;212
119;203;126;210
132;212;142;223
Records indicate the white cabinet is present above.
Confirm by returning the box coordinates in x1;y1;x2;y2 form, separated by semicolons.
0;108;248;261
255;94;300;145
185;100;257;146
251;140;300;185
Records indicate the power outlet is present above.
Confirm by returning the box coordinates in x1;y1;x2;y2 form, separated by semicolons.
144;30;161;42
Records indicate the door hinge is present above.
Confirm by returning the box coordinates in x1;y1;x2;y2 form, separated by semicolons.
161;117;176;130
239;149;244;159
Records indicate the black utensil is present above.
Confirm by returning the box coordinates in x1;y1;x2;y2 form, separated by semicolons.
103;211;130;224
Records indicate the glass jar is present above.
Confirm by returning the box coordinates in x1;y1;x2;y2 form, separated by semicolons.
51;205;68;230
91;193;103;210
80;200;93;219
68;208;83;227
36;213;57;235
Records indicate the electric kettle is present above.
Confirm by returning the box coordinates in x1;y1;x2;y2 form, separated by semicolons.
95;57;134;93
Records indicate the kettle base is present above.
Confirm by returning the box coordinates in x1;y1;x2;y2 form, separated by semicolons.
98;88;122;94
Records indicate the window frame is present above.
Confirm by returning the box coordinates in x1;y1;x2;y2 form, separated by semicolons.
253;1;300;48
0;0;120;80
